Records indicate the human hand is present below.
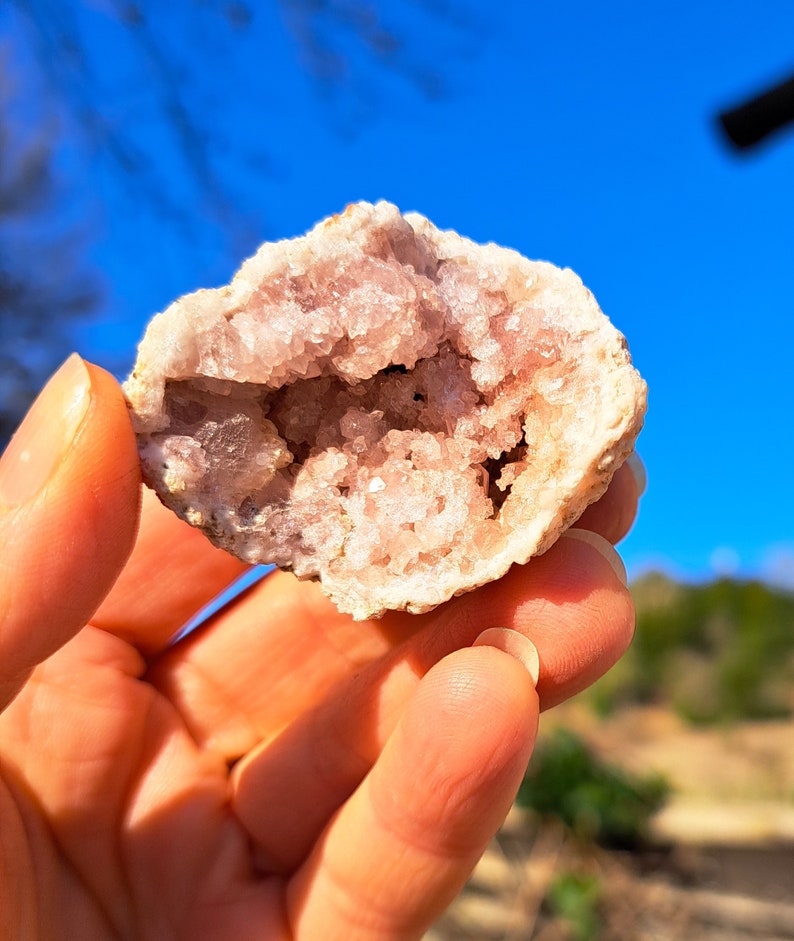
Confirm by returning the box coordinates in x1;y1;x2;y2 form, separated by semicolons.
0;355;640;940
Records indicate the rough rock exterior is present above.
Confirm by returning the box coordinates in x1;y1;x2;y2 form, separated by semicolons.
124;201;647;620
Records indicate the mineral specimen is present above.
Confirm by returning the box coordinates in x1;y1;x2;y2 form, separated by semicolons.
124;201;646;620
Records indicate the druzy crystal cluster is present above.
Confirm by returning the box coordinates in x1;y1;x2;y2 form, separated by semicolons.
124;202;646;619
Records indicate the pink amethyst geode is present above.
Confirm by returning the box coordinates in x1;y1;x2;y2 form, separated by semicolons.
124;202;647;620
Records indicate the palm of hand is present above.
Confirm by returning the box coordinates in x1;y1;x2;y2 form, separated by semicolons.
0;361;636;941
2;622;255;939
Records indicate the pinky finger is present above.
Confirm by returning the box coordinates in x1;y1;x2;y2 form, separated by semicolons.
285;640;539;941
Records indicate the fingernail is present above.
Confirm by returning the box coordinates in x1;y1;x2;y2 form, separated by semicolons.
626;452;647;497
0;355;92;507
560;528;628;586
473;627;540;686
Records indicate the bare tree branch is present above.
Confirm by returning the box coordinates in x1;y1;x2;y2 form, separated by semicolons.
0;54;100;444
0;0;481;438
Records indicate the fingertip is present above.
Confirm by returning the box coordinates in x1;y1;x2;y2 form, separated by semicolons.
0;354;92;507
287;644;540;939
70;359;142;565
502;535;636;711
575;459;641;544
0;358;141;708
473;627;540;685
560;528;628;587
625;451;647;497
404;645;540;816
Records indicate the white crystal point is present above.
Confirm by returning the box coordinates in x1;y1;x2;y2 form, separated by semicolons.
124;201;647;620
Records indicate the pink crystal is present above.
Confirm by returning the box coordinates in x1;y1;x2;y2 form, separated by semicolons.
124;202;647;619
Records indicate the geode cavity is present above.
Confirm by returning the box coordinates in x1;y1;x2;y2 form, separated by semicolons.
124;202;647;619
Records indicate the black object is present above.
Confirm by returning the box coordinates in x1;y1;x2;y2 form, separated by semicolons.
718;74;794;150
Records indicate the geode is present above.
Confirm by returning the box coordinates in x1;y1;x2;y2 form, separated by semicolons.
124;201;646;620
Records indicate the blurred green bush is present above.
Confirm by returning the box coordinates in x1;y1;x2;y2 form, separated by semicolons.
516;728;669;848
546;871;603;941
587;573;794;724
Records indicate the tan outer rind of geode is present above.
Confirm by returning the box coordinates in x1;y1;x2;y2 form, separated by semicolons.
124;201;647;620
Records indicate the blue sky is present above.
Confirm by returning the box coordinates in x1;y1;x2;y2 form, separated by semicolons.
8;0;794;586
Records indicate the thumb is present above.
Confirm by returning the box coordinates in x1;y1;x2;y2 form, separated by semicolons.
0;355;141;710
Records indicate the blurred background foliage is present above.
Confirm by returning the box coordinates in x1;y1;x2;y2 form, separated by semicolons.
545;871;604;941
516;571;794;861
512;574;794;938
517;727;670;849
587;574;794;725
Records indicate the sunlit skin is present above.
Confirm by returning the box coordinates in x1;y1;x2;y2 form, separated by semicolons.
0;357;640;940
